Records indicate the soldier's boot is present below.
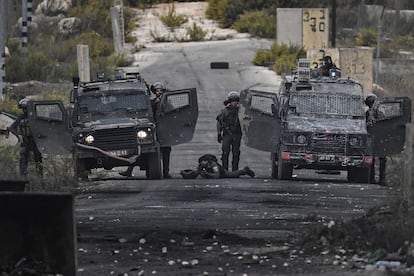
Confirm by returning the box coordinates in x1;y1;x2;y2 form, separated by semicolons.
378;157;387;186
162;148;172;179
119;166;133;177
221;154;229;171
19;150;28;177
231;151;240;171
243;166;255;178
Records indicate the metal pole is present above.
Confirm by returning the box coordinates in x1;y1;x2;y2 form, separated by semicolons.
77;44;90;82
110;7;123;56
0;0;9;101
331;0;336;47
27;0;33;25
21;0;28;55
403;124;413;207
375;6;385;84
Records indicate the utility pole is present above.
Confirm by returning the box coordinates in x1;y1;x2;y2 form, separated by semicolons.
331;0;336;47
22;0;28;55
0;0;9;101
375;6;385;84
111;0;125;56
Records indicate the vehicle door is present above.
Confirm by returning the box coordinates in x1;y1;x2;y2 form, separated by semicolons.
370;97;411;156
27;101;72;155
155;88;198;146
239;89;280;152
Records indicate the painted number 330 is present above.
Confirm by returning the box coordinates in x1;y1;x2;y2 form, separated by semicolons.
303;9;326;32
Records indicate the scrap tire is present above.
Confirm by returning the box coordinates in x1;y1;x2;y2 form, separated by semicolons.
277;151;293;180
147;149;162;180
271;152;278;179
74;158;88;181
210;62;229;69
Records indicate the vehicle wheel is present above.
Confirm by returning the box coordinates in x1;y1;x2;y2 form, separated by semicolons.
347;167;370;183
277;151;293;180
74;158;88;181
147;149;162;180
271;152;278;179
210;62;229;69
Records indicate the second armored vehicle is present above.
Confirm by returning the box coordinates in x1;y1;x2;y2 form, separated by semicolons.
240;59;410;183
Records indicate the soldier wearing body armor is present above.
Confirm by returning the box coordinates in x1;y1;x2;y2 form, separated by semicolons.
216;91;242;171
120;81;172;178
365;93;386;185
8;98;43;177
180;154;255;179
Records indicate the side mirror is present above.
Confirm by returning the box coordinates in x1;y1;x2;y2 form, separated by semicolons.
70;90;75;104
271;103;277;117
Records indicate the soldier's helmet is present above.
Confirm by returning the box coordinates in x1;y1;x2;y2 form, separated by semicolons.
227;91;240;102
365;93;377;108
151;81;167;93
18;98;29;109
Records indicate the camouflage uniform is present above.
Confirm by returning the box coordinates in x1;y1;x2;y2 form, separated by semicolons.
196;154;254;179
9;107;43;177
365;93;386;185
217;92;242;171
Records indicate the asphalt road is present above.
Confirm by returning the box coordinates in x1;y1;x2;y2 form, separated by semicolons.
75;38;397;275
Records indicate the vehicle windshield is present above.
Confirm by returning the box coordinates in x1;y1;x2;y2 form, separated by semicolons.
289;93;365;117
78;90;149;114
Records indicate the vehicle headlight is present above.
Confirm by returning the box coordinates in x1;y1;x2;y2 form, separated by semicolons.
296;134;307;144
349;137;359;147
85;135;94;144
137;130;148;139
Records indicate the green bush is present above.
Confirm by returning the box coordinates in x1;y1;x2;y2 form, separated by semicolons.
0;96;20;115
253;49;275;66
160;3;187;31
253;43;305;74
232;10;276;38
272;54;297;75
0;146;20;180
185;23;207;41
115;54;131;67
355;28;377;47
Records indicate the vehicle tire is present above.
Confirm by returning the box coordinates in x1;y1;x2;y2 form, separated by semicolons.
271;152;278;179
347;167;370;183
147;149;162;180
210;62;229;69
74;158;88;181
277;151;293;180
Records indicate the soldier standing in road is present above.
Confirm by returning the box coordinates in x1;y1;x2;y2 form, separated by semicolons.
120;81;172;178
217;91;242;171
8;98;43;177
365;93;386;185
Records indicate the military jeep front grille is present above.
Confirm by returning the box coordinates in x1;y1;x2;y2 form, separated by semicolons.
93;127;137;151
311;133;346;154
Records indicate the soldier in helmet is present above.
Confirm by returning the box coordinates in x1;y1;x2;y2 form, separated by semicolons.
120;81;172;178
216;91;242;171
8;98;43;177
365;93;386;185
180;154;255;179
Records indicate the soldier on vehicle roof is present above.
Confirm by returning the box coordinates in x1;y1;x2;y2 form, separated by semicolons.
8;98;43;177
120;81;172;178
217;91;242;171
321;55;337;76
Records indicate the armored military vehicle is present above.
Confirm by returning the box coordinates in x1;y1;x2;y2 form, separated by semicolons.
26;71;198;180
240;59;411;182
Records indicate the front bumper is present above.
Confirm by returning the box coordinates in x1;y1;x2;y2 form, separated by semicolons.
281;151;373;169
